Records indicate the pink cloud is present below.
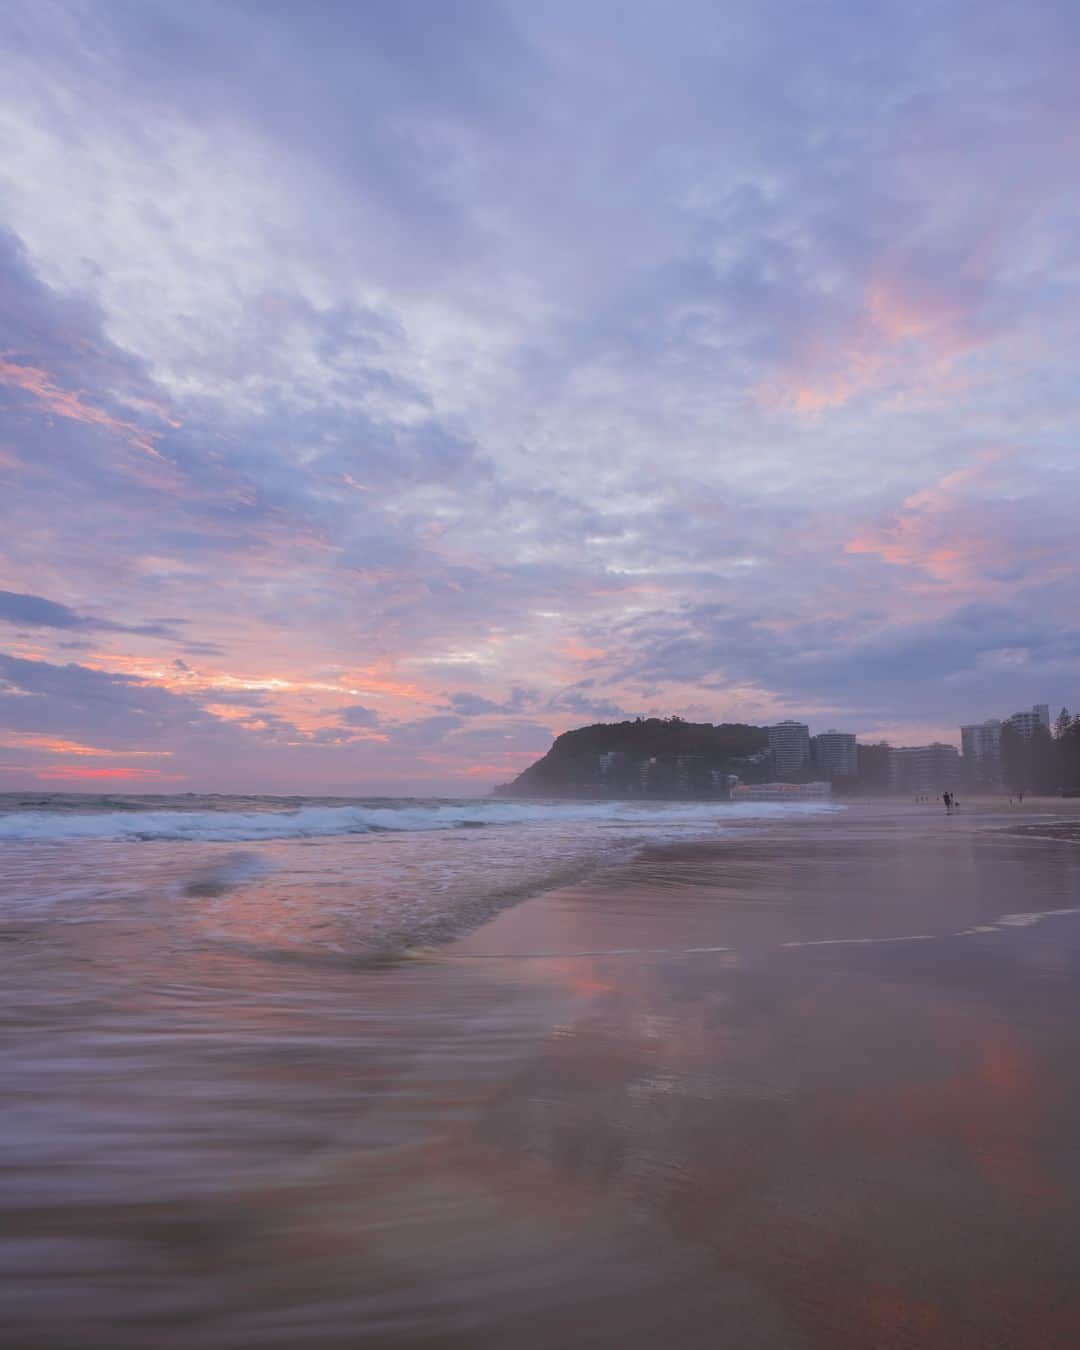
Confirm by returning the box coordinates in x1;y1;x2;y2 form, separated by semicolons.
764;270;990;417
0;732;173;758
33;766;185;781
843;452;1008;584
0;354;164;458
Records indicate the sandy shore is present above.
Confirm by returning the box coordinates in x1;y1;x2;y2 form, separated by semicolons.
7;799;1080;1348
441;800;1080;1347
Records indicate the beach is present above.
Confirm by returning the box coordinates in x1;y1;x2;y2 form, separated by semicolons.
4;797;1080;1347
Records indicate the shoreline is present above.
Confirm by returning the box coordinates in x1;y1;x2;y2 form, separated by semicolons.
451;796;1080;961
433;803;1080;1347
6;800;1080;1347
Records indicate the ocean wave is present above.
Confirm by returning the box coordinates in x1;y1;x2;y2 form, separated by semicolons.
0;796;840;843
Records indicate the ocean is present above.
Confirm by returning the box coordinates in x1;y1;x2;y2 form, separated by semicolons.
0;791;841;961
1;790;846;1347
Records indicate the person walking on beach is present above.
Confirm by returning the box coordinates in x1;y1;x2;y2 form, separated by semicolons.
943;790;953;814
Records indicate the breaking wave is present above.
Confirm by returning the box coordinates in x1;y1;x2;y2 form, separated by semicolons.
0;797;840;843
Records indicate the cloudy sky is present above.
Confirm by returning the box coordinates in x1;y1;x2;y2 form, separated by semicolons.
2;0;1079;793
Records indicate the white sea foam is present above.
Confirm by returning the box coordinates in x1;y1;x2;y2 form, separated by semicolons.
0;797;841;843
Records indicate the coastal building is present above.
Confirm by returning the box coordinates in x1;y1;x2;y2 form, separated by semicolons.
732;781;831;800
960;718;1002;787
812;731;857;781
709;770;739;795
729;747;771;779
768;721;811;779
596;751;636;793
888;743;960;795
638;756;661;794
856;741;892;793
961;719;1002;762
674;754;705;794
1006;704;1051;739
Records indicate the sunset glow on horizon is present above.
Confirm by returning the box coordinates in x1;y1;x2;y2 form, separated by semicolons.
3;0;1080;793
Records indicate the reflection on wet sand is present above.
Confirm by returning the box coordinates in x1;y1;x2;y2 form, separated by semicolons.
5;807;1080;1347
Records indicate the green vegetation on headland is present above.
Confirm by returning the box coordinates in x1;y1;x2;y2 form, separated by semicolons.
494;717;769;798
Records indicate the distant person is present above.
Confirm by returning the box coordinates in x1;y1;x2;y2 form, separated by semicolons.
943;790;952;814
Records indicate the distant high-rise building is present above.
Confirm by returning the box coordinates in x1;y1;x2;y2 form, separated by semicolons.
961;718;1002;787
1006;704;1050;739
768;721;811;779
674;754;705;794
856;741;892;793
888;744;960;795
812;731;857;780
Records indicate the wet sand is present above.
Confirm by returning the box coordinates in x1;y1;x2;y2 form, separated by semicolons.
6;801;1080;1347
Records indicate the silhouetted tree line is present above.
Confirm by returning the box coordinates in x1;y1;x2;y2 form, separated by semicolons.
1062;720;1080;794
550;716;767;760
1005;708;1080;796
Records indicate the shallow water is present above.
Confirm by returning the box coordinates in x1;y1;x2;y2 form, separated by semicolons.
5;799;1080;1347
0;793;840;959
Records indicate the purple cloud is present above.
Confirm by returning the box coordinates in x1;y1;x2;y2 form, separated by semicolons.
2;1;1080;789
0;590;179;638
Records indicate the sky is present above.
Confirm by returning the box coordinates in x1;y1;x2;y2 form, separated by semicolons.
2;0;1080;795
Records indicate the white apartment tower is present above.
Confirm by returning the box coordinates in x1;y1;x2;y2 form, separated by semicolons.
812;730;857;780
888;744;960;794
961;718;1002;786
1007;704;1051;739
768;721;811;779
